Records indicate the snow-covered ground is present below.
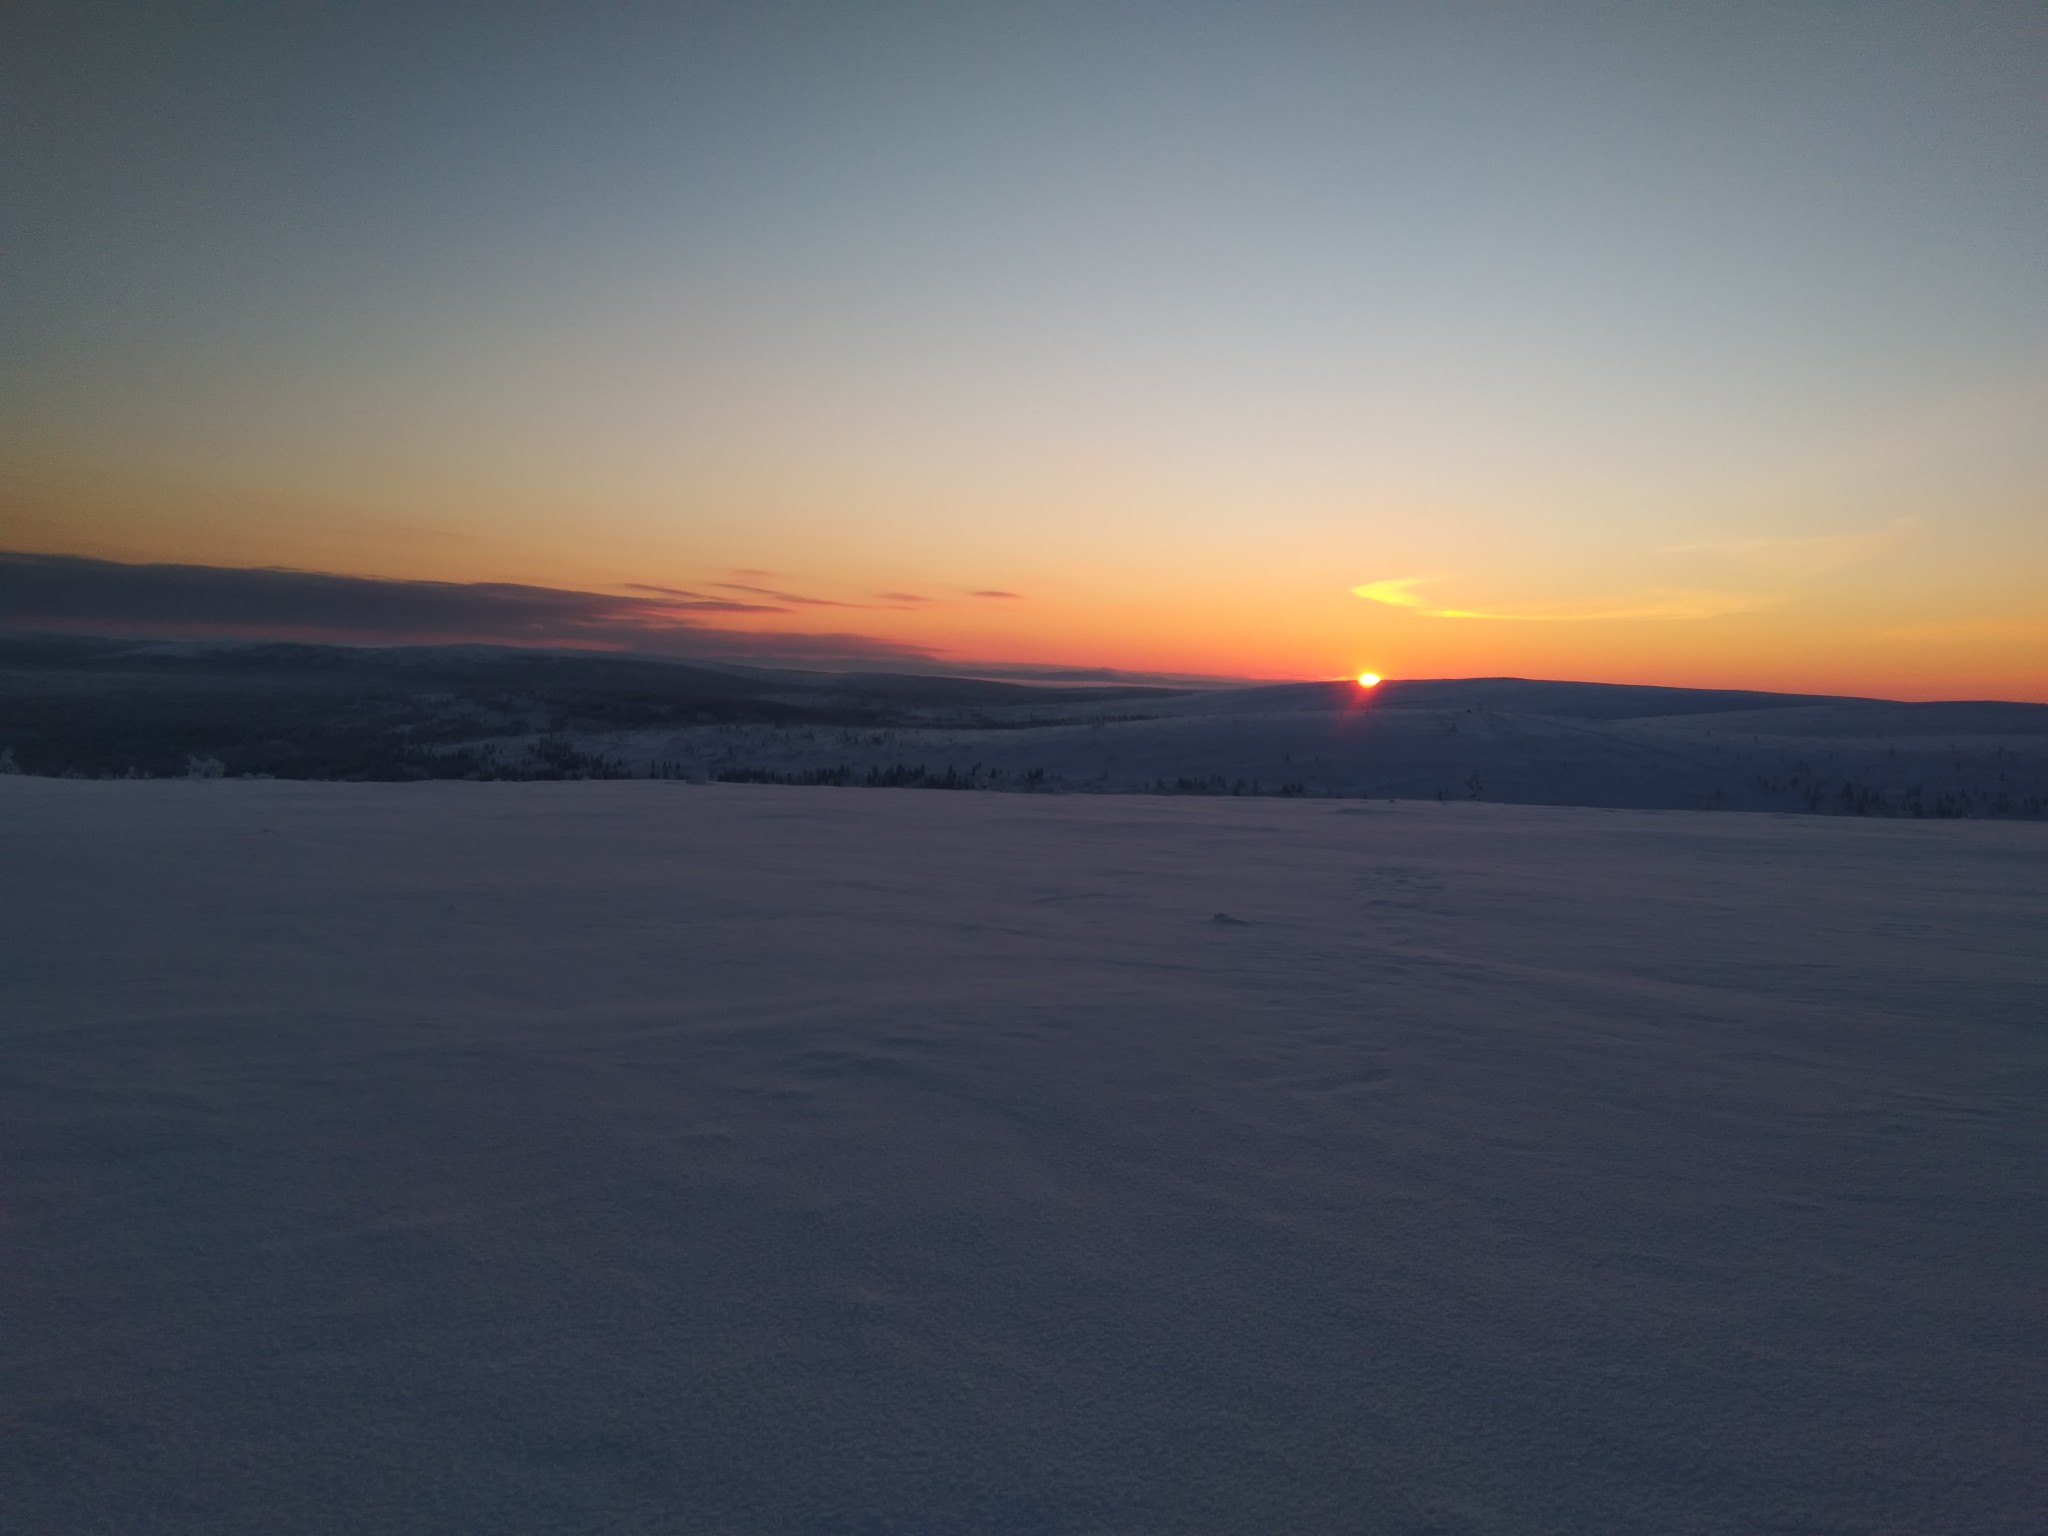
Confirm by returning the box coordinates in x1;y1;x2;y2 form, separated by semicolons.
4;778;2044;1533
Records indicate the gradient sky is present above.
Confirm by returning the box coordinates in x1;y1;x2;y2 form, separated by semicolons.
5;1;2046;697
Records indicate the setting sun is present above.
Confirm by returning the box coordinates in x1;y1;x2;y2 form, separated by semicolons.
1357;672;1382;688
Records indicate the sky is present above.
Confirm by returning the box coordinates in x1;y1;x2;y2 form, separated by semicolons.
4;1;2045;698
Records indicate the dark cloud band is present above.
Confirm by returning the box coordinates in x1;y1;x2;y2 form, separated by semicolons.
0;551;931;661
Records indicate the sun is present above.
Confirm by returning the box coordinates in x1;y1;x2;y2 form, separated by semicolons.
1356;671;1382;688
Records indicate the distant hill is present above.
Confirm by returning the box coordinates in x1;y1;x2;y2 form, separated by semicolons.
2;635;2042;818
1138;676;1866;720
0;634;1173;781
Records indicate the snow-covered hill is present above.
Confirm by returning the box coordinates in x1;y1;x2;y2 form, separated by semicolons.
6;639;2042;816
582;677;2048;817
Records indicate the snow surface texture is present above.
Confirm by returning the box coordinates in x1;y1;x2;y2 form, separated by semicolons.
4;778;2045;1534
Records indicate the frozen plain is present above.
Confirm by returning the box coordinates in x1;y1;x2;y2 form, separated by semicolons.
3;778;2045;1535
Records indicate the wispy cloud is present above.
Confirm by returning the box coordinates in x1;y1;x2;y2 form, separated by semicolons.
969;589;1023;600
1354;519;1914;624
1353;575;1765;623
711;581;869;609
876;591;932;604
1667;518;1919;579
1434;591;1771;622
1349;578;1437;610
622;581;781;609
0;552;933;661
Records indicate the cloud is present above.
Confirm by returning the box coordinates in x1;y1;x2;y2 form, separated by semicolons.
620;581;769;605
1431;591;1770;622
711;581;869;609
1667;518;1919;579
0;551;933;661
1352;575;1764;622
1350;578;1436;610
876;592;932;604
969;589;1023;599
1352;519;1915;624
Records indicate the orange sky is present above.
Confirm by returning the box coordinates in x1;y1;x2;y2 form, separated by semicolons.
8;452;2042;699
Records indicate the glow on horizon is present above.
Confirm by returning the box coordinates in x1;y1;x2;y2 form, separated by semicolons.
1357;672;1381;688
